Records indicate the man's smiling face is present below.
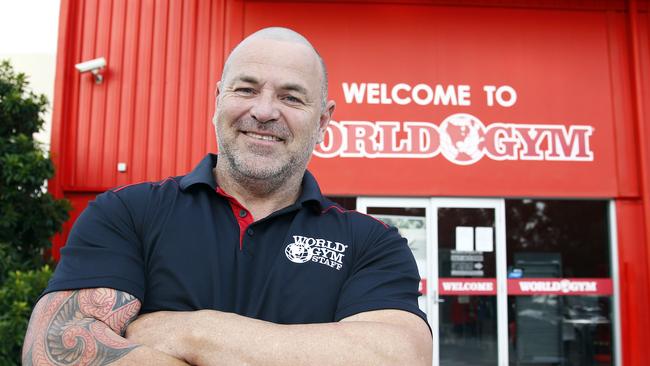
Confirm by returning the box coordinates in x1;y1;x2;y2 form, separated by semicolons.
214;37;331;184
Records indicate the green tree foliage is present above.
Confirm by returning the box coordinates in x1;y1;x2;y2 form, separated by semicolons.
0;60;71;365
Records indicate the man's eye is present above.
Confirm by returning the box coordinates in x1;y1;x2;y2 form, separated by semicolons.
234;87;255;95
284;95;303;104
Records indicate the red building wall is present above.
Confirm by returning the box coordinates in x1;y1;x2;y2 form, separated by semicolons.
49;0;650;363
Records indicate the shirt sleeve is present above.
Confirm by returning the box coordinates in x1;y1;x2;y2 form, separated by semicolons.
334;220;429;330
43;190;146;302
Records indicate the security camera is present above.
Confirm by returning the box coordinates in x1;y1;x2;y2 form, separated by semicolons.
75;57;106;84
75;57;106;72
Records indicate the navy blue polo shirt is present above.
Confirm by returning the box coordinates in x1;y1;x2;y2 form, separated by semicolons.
45;154;427;326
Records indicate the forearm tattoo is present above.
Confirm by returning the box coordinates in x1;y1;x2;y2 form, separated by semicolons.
22;288;141;365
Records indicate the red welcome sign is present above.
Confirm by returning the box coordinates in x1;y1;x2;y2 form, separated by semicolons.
435;278;613;296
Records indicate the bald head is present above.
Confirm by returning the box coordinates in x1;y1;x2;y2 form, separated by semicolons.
220;27;329;107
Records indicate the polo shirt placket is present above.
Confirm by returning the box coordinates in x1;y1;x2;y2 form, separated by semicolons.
215;186;254;250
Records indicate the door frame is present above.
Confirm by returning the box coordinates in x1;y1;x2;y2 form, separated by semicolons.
357;197;508;366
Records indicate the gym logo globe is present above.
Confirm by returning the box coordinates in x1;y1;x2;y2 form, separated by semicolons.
285;240;313;264
439;113;484;165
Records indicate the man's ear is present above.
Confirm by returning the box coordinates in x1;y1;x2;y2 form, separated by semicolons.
317;100;336;143
212;82;222;127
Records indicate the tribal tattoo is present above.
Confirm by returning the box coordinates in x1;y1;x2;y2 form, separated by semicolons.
22;288;142;366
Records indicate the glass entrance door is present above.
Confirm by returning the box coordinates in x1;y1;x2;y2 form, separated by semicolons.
432;198;507;366
357;198;507;366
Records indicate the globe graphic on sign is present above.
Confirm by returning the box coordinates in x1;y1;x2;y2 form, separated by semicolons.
439;113;485;165
285;242;313;264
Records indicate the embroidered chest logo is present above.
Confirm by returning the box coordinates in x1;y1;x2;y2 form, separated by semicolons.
285;235;348;271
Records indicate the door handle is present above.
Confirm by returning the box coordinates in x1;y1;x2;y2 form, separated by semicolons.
433;290;445;303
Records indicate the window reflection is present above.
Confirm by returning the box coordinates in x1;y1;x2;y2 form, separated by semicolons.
506;200;613;366
440;296;498;366
508;296;612;365
506;199;610;277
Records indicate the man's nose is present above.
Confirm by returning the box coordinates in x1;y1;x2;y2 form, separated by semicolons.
250;92;280;123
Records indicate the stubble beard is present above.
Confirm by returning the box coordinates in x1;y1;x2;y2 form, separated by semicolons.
216;118;319;196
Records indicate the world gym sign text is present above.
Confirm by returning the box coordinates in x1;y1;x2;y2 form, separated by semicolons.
314;114;594;165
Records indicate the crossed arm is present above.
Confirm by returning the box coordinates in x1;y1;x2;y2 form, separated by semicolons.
22;288;188;365
23;287;432;366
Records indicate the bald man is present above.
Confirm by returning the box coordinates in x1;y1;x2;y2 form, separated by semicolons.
23;28;432;366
